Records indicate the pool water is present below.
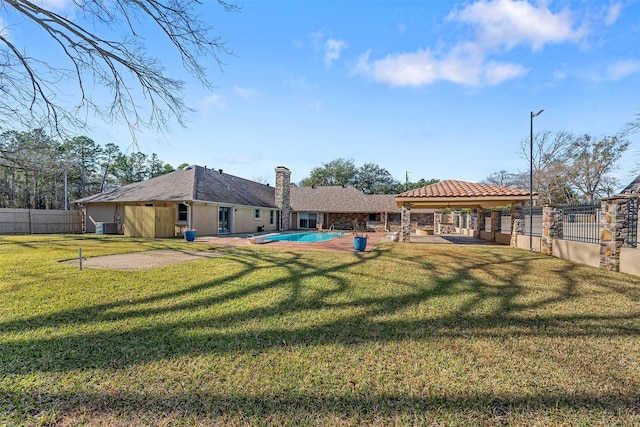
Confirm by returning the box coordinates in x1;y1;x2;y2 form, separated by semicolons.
264;231;345;243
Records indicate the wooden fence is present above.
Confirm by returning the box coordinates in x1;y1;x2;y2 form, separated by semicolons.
0;208;83;234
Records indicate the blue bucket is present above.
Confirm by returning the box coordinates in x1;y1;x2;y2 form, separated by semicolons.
353;236;367;252
184;230;196;242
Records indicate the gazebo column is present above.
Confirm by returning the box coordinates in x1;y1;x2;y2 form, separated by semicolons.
475;208;484;238
401;202;411;242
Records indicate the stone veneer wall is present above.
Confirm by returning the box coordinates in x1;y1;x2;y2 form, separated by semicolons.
510;198;639;274
275;167;291;231
540;205;563;255
600;196;630;271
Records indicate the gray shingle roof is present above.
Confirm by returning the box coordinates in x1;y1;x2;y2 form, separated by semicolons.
621;175;640;194
290;185;433;213
74;166;277;208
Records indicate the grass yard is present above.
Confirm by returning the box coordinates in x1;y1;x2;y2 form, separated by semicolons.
1;235;639;426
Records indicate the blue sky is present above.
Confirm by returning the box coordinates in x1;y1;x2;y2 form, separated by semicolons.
14;1;640;186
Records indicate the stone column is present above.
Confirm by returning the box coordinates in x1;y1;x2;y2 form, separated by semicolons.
600;196;628;271
490;210;498;242
541;205;561;256
434;211;442;234
401;202;411;242
510;203;525;248
476;208;485;238
275;166;291;231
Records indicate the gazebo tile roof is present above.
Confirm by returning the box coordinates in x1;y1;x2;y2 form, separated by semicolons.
398;180;532;198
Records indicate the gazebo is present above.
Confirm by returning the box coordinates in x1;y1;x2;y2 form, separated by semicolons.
395;180;538;243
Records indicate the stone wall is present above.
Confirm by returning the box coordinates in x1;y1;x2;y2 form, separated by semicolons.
510;197;639;274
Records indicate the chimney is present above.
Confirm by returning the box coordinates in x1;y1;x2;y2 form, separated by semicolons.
275;166;291;231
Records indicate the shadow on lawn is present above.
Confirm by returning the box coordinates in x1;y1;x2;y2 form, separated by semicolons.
2;245;640;373
2;243;640;421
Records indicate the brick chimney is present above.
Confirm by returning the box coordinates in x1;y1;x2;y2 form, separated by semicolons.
275;166;291;230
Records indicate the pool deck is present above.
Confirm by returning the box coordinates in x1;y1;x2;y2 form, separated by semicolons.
194;232;497;252
195;231;387;252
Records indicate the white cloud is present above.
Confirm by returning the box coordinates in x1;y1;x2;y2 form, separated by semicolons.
234;86;257;99
605;2;623;26
37;0;72;10
352;0;587;88
484;61;529;85
604;60;640;81
353;42;526;87
324;38;347;67
448;0;586;51
309;32;347;67
198;94;226;114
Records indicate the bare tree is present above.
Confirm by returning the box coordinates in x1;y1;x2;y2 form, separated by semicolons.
0;0;237;137
520;130;575;205
482;170;523;188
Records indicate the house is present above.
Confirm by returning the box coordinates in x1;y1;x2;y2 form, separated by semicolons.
621;175;640;194
290;185;434;232
74;165;430;237
74;165;287;237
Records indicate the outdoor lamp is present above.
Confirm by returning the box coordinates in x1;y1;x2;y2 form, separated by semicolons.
530;109;544;252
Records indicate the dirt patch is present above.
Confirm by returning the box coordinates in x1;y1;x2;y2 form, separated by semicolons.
61;249;224;270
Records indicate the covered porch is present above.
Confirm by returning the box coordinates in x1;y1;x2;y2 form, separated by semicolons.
395;180;538;244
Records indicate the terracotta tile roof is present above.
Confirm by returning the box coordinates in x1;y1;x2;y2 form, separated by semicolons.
398;180;533;198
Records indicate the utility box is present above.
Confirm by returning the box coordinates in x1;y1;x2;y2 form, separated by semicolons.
96;222;119;234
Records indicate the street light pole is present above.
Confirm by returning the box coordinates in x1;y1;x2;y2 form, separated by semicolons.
530;109;544;252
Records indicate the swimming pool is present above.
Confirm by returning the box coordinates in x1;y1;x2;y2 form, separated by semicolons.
264;231;346;243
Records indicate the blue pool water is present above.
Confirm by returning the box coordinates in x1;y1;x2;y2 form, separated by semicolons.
264;231;345;243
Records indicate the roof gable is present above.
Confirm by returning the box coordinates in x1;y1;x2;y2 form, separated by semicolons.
395;180;536;209
75;166;276;208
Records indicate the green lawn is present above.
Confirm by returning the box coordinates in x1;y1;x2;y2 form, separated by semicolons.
1;235;639;426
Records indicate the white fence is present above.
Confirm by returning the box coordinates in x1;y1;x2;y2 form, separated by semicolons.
0;208;83;234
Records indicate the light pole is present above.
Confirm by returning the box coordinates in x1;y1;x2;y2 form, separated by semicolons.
529;109;544;252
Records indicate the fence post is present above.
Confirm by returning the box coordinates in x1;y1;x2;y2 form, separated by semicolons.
540;205;560;255
600;196;628;271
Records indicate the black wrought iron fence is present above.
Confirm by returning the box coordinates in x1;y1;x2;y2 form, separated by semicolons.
559;203;601;244
627;196;638;248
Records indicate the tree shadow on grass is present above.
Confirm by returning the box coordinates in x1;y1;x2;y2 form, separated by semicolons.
2;243;640;422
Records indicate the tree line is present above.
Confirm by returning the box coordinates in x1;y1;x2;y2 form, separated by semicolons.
299;158;439;194
0;129;176;209
482;131;631;205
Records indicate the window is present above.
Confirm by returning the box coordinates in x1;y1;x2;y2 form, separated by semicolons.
299;212;317;229
269;210;275;225
178;204;188;222
254;209;261;220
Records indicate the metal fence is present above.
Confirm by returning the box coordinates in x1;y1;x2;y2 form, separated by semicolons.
559;203;601;244
628;197;638;248
499;210;511;234
523;207;543;237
